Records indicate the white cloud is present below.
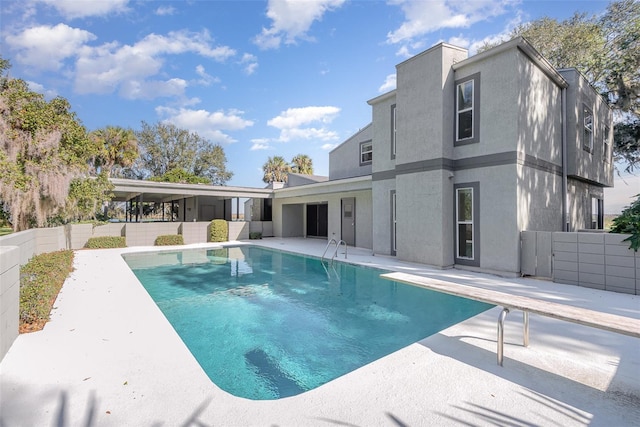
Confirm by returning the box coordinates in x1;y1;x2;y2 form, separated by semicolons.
5;23;96;71
268;106;340;128
321;143;339;151
267;106;341;143
194;65;220;86
254;0;346;49
74;30;235;97
156;107;254;144
240;53;258;75
387;0;512;44
379;74;397;92
250;139;272;151
39;0;130;19
120;78;187;100
155;6;176;16
26;80;57;98
448;36;470;48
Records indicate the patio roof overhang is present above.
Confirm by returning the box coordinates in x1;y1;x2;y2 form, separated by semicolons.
110;178;273;203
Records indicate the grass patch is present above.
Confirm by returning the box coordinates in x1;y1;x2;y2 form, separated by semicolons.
20;250;74;333
0;227;13;237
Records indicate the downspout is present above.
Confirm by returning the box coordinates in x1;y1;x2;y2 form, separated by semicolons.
561;87;568;232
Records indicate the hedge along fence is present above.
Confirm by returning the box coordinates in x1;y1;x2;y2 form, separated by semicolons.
85;236;127;249
210;219;228;242
155;234;184;246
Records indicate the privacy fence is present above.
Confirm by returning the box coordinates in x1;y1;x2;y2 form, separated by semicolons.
521;231;638;295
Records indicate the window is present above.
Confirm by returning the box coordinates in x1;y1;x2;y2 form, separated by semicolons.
592;197;603;229
391;190;397;256
360;141;372;165
454;73;480;145
456;188;474;259
603;125;610;163
456;80;474;141
391;104;396;159
583;105;593;153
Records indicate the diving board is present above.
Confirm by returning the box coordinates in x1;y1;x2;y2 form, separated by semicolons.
381;271;640;366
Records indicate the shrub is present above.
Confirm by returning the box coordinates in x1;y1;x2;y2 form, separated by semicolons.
249;232;262;240
20;250;74;331
210;219;228;242
155;234;184;246
610;193;640;251
84;236;126;249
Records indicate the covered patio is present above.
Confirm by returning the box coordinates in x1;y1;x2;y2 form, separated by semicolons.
110;178;273;222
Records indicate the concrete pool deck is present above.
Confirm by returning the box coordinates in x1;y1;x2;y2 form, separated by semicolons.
1;238;639;426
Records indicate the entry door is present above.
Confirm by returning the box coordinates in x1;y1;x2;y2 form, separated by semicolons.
341;198;355;246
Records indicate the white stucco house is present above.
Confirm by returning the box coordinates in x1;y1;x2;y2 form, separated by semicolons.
266;37;613;275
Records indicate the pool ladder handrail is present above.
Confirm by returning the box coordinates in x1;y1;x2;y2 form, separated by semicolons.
321;238;348;264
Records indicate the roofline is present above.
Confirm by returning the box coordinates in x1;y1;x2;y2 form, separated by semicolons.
273;175;372;198
109;178;274;200
452;36;568;88
367;90;396;105
329;122;373;155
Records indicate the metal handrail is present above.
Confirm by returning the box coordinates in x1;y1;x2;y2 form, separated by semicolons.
321;238;338;262
332;240;348;261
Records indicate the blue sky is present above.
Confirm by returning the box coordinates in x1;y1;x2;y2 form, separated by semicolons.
1;0;636;213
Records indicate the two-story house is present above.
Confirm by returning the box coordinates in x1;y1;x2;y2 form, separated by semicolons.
268;36;613;275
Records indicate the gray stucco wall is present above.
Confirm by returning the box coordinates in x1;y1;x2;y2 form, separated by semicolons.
561;69;614;187
372;179;395;255
273;190;373;249
329;124;373;180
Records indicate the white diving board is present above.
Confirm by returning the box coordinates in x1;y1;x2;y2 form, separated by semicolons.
381;271;640;366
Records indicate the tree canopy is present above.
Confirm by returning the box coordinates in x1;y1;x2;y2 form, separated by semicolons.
291;154;314;175
262;155;291;183
479;0;640;172
89;126;138;178
130;121;233;185
0;69;94;230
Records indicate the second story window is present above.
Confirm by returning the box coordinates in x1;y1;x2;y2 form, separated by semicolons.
456;80;474;141
583;105;593;153
360;141;372;165
455;73;479;145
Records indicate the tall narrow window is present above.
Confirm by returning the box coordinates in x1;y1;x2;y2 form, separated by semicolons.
360;141;372;165
391;104;396;159
583;105;593;153
456;187;474;259
456;80;474;141
603;125;610;163
591;197;603;229
391;190;397;255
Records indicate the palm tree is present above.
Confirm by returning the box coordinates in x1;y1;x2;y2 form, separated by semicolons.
262;155;291;183
90;126;138;177
291;154;314;175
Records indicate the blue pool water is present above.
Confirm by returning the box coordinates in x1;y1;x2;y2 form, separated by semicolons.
123;246;493;400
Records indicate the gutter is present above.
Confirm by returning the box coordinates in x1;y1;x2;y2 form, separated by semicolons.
562;87;568;231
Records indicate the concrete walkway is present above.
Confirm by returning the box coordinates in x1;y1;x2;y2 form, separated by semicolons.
1;238;639;426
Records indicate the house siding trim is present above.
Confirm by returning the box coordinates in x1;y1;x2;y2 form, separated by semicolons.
372;151;562;181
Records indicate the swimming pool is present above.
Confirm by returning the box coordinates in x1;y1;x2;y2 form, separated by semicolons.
123;245;493;400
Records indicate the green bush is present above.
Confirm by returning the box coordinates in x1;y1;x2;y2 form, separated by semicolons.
155;234;184;246
210;219;228;242
20;250;74;330
84;236;126;249
249;231;262;240
610;193;640;251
